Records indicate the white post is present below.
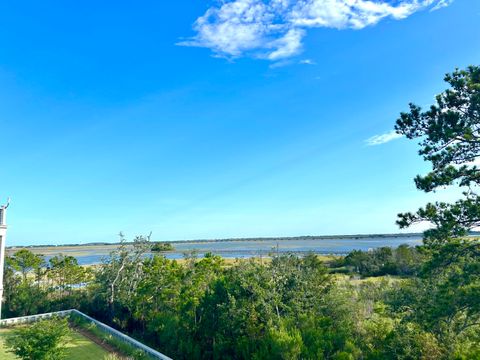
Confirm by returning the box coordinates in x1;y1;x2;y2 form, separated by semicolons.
0;199;10;320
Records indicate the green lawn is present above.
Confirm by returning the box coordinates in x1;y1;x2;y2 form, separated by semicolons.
0;327;111;360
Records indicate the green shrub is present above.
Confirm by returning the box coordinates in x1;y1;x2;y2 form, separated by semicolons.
5;317;71;360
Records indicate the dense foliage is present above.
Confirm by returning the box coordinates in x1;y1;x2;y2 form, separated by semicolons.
151;242;175;252
5;317;70;360
394;65;480;357
395;65;480;243
3;241;479;359
340;244;425;277
2;66;480;359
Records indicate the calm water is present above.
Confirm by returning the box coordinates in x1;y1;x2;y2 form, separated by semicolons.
41;236;423;266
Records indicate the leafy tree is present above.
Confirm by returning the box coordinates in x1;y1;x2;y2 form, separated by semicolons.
94;233;151;318
380;322;443;360
4;254;47;317
343;246;424;277
11;249;44;282
394;244;425;275
395;65;480;243
394;65;480;354
47;254;89;297
5;281;45;316
151;242;174;252
5;317;70;360
256;322;303;360
132;255;183;351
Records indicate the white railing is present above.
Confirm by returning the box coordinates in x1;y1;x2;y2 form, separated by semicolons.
0;310;73;326
0;309;172;360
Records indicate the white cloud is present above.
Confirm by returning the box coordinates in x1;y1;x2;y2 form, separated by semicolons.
178;0;270;57
270;58;316;68
269;59;294;68
365;130;403;146
179;0;453;60
430;0;454;11
299;59;316;65
267;28;305;60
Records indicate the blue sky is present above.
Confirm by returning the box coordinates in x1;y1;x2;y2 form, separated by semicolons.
1;0;479;245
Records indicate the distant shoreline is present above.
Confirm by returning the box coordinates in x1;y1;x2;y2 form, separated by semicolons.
7;232;423;249
6;234;427;264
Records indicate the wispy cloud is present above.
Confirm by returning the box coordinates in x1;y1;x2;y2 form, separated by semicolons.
431;0;454;11
299;59;316;65
365;130;403;146
269;59;294;68
178;0;453;60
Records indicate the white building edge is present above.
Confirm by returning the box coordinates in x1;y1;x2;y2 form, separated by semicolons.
0;198;9;320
